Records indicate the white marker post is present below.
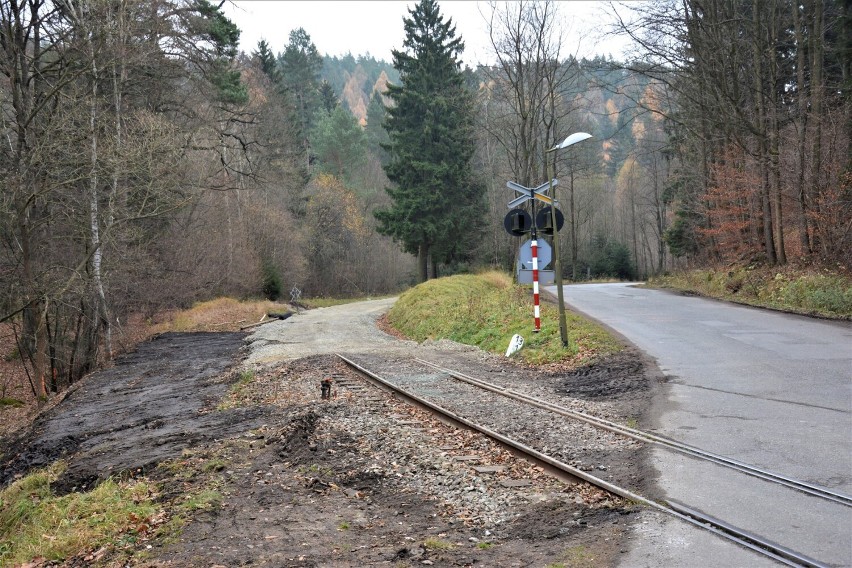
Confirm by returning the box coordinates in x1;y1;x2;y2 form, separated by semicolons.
531;237;540;332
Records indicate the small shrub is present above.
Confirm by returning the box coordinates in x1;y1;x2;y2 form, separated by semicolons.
202;459;227;473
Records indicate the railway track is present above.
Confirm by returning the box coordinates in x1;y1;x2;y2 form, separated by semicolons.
336;353;846;568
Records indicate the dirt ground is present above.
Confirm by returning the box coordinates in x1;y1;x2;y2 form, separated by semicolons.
0;301;662;567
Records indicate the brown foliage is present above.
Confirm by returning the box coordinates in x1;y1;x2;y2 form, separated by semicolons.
699;148;764;263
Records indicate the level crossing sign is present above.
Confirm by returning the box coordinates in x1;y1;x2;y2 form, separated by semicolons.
506;180;558;209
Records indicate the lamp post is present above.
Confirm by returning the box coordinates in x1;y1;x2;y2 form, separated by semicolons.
546;132;592;348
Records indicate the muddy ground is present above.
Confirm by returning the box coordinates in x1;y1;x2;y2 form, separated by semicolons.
0;311;661;567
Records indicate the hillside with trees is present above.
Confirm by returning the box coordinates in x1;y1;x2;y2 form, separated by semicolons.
1;0;849;400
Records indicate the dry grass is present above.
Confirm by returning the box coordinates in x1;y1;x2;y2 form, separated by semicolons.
154;297;286;333
649;265;852;318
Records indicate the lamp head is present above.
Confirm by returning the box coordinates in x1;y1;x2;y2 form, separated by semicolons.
549;132;593;152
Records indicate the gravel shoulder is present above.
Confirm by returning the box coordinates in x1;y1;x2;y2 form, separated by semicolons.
1;298;663;567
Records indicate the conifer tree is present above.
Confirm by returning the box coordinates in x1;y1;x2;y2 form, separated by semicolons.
279;28;323;131
254;39;280;83
311;106;367;182
318;80;338;113
375;0;484;282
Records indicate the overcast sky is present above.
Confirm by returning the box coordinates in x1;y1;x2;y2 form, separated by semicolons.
222;1;634;67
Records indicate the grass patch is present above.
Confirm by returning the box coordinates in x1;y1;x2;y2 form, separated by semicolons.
423;537;454;550
387;271;620;366
0;462;159;566
217;369;256;410
149;449;232;547
548;545;597;568
0;397;24;408
181;489;223;511
477;541;494;550
649;266;852;318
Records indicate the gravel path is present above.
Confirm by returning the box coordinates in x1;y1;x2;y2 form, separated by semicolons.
245;298;411;366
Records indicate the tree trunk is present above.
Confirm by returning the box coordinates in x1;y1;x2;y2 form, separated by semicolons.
418;243;429;283
793;2;811;255
808;0;824;254
767;2;786;265
88;41;111;361
19;214;47;400
753;0;777;264
429;256;438;280
569;170;578;281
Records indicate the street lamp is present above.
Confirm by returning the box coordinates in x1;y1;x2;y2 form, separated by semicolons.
546;132;593;348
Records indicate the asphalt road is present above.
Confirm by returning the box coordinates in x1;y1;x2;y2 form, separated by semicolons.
546;282;852;567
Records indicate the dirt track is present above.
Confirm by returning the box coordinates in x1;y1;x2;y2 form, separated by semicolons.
0;300;659;567
0;333;266;493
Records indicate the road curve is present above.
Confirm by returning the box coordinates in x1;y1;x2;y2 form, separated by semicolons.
546;282;852;567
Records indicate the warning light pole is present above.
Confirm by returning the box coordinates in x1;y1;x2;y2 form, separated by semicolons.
530;185;541;332
505;180;556;333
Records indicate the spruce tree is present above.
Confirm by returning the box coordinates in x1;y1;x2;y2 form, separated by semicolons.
318;80;338;113
253;39;280;83
279;28;323;131
375;0;484;282
311;106;367;182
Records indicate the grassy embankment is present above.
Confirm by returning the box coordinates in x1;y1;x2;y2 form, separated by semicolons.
388;270;621;366
648;266;852;319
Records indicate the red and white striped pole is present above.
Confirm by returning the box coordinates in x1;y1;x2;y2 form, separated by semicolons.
531;238;541;332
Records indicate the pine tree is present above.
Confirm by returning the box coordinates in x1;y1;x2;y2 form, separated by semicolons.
375;0;484;282
196;0;246;104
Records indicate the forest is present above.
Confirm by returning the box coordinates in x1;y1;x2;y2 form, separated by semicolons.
1;0;849;398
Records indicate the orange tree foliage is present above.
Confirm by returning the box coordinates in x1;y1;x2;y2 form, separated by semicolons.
699;149;763;263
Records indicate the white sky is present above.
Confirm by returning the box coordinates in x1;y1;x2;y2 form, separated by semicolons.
223;1;635;67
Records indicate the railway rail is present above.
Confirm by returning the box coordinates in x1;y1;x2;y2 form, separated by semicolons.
336;353;845;568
